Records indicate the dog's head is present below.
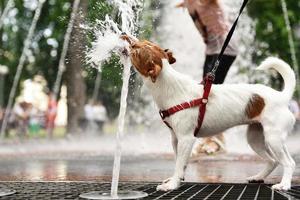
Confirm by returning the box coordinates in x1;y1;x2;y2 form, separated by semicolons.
121;35;176;82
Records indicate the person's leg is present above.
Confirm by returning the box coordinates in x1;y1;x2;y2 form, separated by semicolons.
214;55;236;84
98;121;104;133
46;118;55;139
20;120;27;139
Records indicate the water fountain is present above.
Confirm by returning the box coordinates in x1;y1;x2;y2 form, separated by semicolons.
92;71;102;102
79;0;148;199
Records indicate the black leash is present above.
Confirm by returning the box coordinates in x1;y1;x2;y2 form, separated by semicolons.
193;0;250;136
209;0;250;76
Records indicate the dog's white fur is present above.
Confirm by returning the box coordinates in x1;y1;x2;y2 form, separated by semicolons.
141;57;296;191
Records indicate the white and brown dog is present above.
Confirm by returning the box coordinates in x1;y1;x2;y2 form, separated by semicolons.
121;35;296;191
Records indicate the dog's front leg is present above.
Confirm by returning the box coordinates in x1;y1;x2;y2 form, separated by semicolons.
171;130;178;158
157;135;195;191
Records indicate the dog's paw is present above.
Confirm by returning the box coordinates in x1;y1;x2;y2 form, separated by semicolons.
271;183;291;191
246;175;264;183
156;177;181;191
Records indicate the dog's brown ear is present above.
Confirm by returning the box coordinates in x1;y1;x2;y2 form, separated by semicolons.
164;49;176;64
148;64;162;83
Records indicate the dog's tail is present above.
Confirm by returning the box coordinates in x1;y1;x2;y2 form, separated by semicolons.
256;57;296;100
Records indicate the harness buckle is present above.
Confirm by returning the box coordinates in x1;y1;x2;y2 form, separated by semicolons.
202;98;208;104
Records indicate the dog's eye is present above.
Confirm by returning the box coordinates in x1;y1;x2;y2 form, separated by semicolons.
164;49;169;52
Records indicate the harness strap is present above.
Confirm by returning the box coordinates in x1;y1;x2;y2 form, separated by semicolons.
159;74;214;134
159;98;204;131
159;74;214;135
193;73;214;136
159;98;203;120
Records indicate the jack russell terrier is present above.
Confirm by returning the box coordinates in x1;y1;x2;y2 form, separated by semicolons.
121;35;296;191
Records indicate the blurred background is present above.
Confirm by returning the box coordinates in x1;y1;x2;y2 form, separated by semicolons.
0;0;299;183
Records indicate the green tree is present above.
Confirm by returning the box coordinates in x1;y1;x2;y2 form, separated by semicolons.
248;0;300;92
0;0;72;105
0;0;157;131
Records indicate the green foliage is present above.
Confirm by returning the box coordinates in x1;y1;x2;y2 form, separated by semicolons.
0;0;157;118
248;0;300;87
84;55;123;119
0;0;71;104
87;0;114;22
136;0;161;40
84;0;157;118
84;0;126;118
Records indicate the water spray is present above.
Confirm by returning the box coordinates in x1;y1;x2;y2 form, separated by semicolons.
80;0;148;199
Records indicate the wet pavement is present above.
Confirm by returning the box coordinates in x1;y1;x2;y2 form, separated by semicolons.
0;154;299;185
0;133;299;185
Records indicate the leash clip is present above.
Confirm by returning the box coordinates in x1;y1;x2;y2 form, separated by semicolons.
159;110;169;119
205;72;215;82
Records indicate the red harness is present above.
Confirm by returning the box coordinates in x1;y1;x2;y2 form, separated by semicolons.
159;74;214;137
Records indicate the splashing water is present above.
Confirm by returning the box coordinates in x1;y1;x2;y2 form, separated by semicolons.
86;0;143;68
110;0;141;33
86;16;129;69
110;56;131;198
84;0;143;199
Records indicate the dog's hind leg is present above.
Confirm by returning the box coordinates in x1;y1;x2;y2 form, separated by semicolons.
157;134;195;191
263;127;295;191
246;123;278;183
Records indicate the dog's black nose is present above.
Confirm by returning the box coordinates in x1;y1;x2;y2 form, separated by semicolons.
121;48;129;56
121;32;127;35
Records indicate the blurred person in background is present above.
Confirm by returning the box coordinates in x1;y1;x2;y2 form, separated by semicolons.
93;101;107;133
83;99;95;131
45;92;57;138
176;0;238;155
14;101;32;139
28;106;42;136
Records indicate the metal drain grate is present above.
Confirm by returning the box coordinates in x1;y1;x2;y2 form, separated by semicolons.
0;182;298;200
282;186;300;200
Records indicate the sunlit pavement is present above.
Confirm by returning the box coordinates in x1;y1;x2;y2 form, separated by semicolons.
0;133;299;185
